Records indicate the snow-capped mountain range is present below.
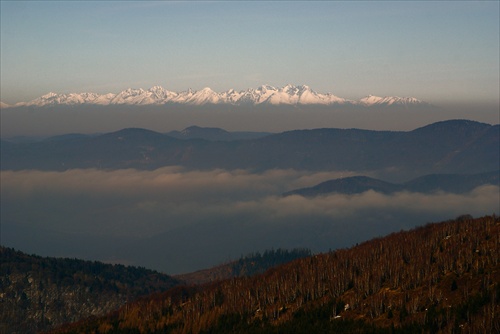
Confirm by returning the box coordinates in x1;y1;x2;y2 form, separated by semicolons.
1;85;428;108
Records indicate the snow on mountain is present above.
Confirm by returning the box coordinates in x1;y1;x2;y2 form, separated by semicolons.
266;84;350;105
183;87;221;105
358;95;425;106
219;89;244;104
15;92;99;107
109;87;177;105
236;85;276;104
230;84;350;105
5;85;428;108
93;93;117;105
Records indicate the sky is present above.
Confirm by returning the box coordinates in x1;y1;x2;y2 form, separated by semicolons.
1;1;499;106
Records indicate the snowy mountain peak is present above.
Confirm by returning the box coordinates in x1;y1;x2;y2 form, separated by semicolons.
148;86;166;95
256;84;275;92
359;95;425;106
5;85;429;108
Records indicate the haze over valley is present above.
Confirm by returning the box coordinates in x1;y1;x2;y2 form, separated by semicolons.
2;120;498;274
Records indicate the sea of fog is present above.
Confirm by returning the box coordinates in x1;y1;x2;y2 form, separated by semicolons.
2;167;498;274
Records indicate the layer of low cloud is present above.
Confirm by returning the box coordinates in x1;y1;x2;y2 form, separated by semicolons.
2;167;498;274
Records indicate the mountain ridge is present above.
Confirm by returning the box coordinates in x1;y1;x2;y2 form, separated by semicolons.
2;84;430;108
166;126;272;141
283;170;500;197
2;120;497;181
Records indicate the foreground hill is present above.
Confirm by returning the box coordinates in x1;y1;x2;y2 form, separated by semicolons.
2;120;498;181
284;170;500;197
0;247;180;333
52;215;500;333
0;247;311;333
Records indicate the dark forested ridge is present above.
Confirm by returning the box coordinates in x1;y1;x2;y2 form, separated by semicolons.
0;247;180;333
2;120;498;181
0;247;313;333
284;170;500;197
51;215;500;334
166;126;271;141
175;248;312;285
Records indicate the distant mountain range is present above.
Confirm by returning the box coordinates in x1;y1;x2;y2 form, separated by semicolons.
2;126;271;144
1;84;429;108
284;171;500;197
2;120;497;181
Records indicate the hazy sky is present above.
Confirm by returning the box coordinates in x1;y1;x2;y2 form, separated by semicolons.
1;1;499;106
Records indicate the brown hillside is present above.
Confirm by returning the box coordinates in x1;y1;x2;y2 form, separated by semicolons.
0;248;179;333
174;248;311;285
51;215;500;333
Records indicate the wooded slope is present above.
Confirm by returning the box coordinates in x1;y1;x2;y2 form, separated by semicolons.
52;215;500;333
0;248;179;333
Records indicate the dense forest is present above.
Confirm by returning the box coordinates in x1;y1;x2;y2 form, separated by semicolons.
175;248;311;285
1;247;311;333
0;248;179;333
51;215;500;333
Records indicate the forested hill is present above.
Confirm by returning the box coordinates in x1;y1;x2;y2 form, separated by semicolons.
51;215;500;333
1;247;315;333
284;170;499;197
0;248;180;333
2;120;498;181
175;248;311;285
